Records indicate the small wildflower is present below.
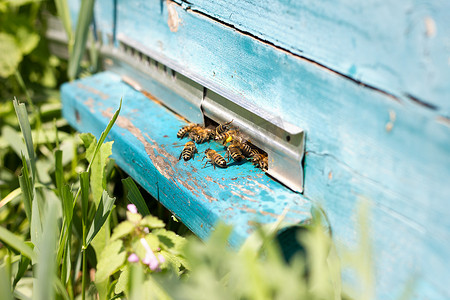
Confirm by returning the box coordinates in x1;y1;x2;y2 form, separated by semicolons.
158;254;165;264
140;238;160;271
127;204;138;214
143;227;150;234
128;253;139;263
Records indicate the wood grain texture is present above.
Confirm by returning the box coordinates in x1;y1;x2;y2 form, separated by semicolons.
64;1;450;298
112;3;450;298
61;71;311;247
173;0;450;116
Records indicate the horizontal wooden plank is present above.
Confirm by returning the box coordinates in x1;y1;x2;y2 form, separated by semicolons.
172;0;450;116
109;2;450;299
61;71;311;247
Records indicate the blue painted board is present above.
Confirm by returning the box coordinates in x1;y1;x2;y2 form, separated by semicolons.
61;71;311;247
64;1;450;298
173;0;450;116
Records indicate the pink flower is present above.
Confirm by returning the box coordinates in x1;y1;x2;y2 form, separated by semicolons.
140;238;161;271
128;253;139;263
127;204;138;214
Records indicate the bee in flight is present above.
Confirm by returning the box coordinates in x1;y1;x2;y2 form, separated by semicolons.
215;120;233;135
179;141;198;161
177;123;202;139
202;148;227;169
225;142;245;162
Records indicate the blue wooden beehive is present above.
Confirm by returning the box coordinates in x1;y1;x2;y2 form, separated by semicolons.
58;1;450;299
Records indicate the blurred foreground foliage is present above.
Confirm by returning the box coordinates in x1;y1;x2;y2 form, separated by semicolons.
0;0;67;100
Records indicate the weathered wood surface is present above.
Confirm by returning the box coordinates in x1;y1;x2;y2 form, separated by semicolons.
172;0;450;116
61;71;311;247
64;1;450;299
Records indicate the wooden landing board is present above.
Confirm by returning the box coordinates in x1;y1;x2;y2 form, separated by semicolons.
61;71;311;248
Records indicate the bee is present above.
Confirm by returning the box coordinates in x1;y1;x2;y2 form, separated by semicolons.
177;123;201;138
252;153;268;171
256;156;268;171
193;128;215;144
179;141;198;161
225;143;245;162
215;120;233;135
202;148;227;169
215;129;239;144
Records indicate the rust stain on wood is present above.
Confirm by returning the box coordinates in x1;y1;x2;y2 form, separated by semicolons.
167;1;180;32
77;83;109;100
84;98;96;113
231;191;258;203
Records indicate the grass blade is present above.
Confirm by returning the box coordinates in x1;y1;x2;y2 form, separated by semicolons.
87;98;122;173
0;187;22;209
54;0;73;43
13;255;31;288
0;227;36;261
18;155;33;221
34;201;58;300
80;171;90;224
13;98;37;183
0;264;13;300
122;177;150;216
67;0;95;79
85;190;115;248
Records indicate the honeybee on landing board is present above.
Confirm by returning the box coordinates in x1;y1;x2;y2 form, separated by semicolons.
215;120;233;135
192;128;215;144
255;155;268;171
202;148;227;169
226;143;245;162
177;123;201;139
252;152;268;170
179;141;198;161
215;129;240;144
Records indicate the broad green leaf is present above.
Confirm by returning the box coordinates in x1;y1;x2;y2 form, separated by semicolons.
0;226;36;261
0;264;13;300
68;0;95;79
0;33;22;78
1;125;26;157
13;98;36;183
129;264;144;300
139;215;165;229
115;265;130;295
34;201;58;300
86;190;115;247
122;177;150;216
153;228;186;253
79;132;96;159
90;141;113;205
15;26;40;55
110;221;135;241
95;239;126;283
